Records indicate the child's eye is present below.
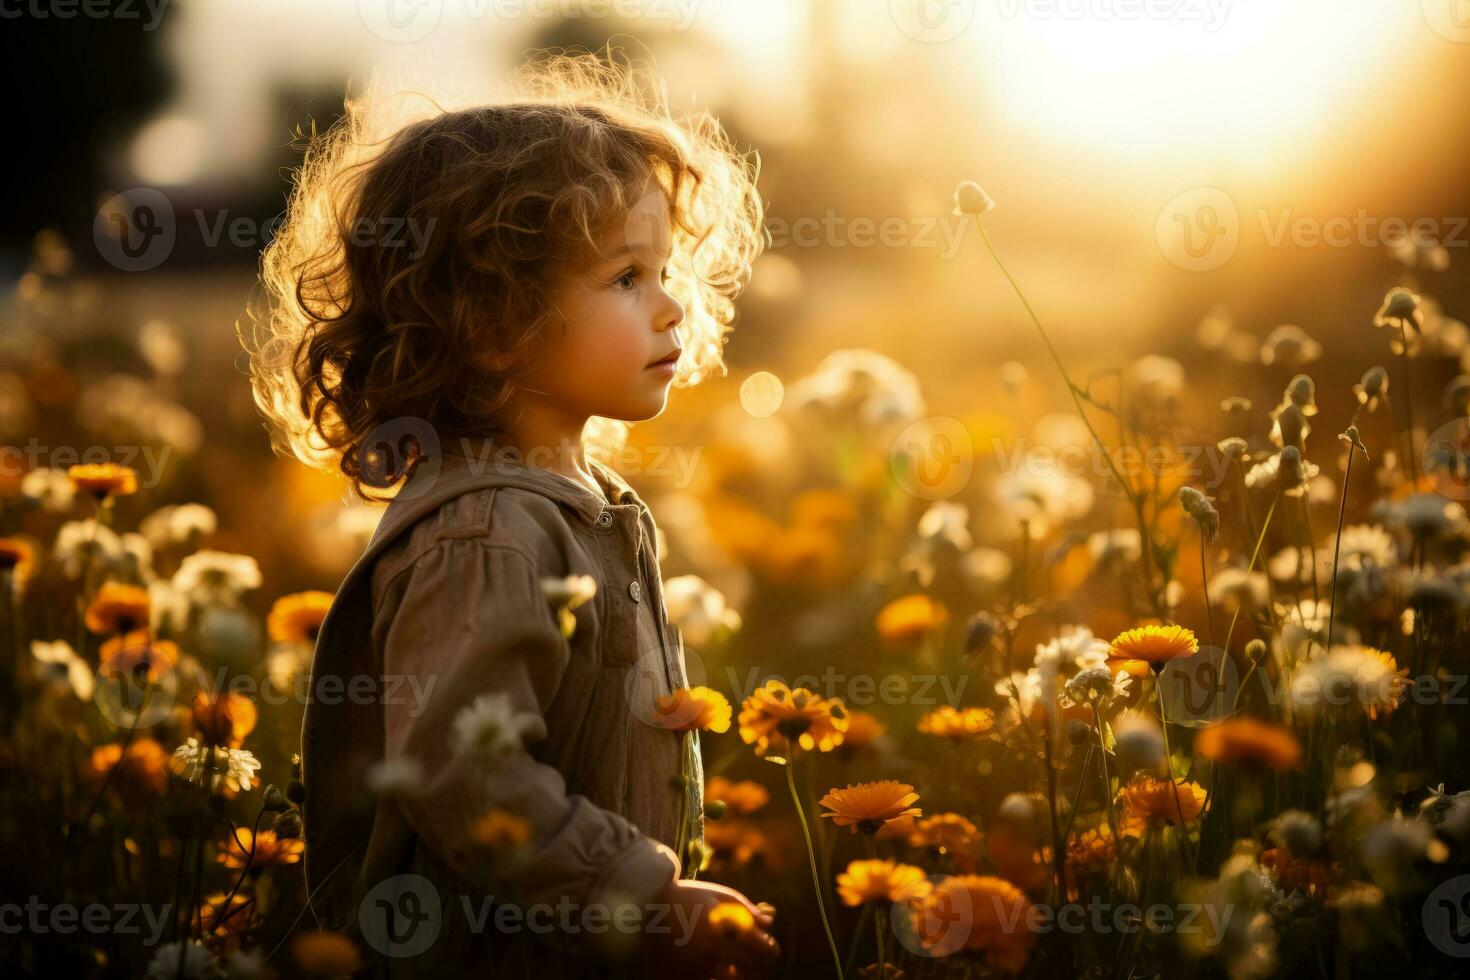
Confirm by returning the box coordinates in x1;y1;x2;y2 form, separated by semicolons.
614;268;639;290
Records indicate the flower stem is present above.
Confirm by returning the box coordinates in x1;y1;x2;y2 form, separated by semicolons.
1155;688;1198;872
1326;440;1362;653
1092;705;1120;845
786;759;845;980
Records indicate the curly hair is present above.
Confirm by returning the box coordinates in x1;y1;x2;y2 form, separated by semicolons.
240;51;764;501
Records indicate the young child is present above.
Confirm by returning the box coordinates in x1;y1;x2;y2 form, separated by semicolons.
245;55;776;977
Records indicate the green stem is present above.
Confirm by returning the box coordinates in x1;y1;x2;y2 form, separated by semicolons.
787;759;845;980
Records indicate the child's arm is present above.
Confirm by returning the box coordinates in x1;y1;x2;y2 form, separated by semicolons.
376;536;678;958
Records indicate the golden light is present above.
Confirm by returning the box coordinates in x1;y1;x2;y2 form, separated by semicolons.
739;371;785;417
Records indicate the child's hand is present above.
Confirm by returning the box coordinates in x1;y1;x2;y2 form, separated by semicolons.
644;878;780;978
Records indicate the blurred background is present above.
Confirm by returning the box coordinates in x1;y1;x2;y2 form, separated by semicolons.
2;0;1469;613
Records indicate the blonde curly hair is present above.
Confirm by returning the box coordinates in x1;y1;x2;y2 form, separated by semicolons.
241;51;764;501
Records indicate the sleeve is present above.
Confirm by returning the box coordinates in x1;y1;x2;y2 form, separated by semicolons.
377;537;679;955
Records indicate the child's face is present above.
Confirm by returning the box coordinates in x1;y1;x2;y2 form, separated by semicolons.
524;189;686;424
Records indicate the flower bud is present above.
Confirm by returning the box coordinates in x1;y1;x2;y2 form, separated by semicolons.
273;809;304;840
953;180;996;217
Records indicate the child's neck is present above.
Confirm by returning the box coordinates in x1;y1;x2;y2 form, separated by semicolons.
501;404;600;498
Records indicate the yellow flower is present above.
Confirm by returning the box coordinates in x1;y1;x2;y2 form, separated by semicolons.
738;680;848;757
84;582;151;635
912;875;1036;971
917;706;994;741
1196;717;1301;771
705;776;770;816
876;594;948;648
652;686;732;733
267;591;334;644
67;463;137;499
1117;775;1207;838
217;829;304;870
707;901;757;937
819;780;922;835
1108;624;1198;667
471;810;532;851
836;859;929;906
909;813;979;854
98;630;180;683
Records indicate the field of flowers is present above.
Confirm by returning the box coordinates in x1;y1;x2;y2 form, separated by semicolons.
4;187;1470;978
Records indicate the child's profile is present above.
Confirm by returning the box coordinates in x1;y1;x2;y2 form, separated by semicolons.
242;50;776;977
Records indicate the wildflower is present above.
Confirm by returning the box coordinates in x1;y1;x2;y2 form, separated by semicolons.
1207;565;1270;613
1033;627;1110;691
1196;718;1301;770
66;462;137;500
953;180;996;216
994;470;1094;536
541;574;596;637
835;859;928;906
20;468;75;512
450;693;539;759
705;776;770;816
217;829;304;870
1373;286;1424;349
916;706;995;741
290;932;362;977
1108;624;1198;668
31;639;93;700
910;813;979;853
1117;775;1207;837
54;519;122;579
820;781;922;834
1179;486;1220;542
738;680;848;757
267;591;334;645
875;594;949;648
201;891;254;943
1113;712;1166;769
1221;395;1252;414
139;502;217;548
0;537;34;579
1290;646;1408;719
1066;826;1116;882
1353;366;1389;412
471;809;532;851
1087;528;1142;567
961;548;1013;590
149;579;190;634
1246;446;1318;496
1126;354;1186;404
788;349;926;427
84;582;151;634
651;686;733;733
191;691;258;748
704;819;772;869
707;901;758;938
366;756;423;797
662;575;741;646
170;738;262;794
913;875;1036;971
86;739;169;805
171;550;262;606
98;630;180;683
1059;665;1131;709
1260;325;1322;367
1217;436;1249;462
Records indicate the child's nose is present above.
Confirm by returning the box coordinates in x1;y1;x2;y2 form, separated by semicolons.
656;286;685;331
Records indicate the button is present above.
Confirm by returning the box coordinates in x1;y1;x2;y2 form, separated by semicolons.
628;581;642;602
597;511;614;528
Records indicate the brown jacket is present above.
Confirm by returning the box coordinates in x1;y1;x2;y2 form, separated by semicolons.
301;437;703;977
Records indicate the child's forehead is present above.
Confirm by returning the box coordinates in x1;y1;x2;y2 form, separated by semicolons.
586;188;673;267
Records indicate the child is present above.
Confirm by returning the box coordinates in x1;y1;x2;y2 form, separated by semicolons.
244;54;776;977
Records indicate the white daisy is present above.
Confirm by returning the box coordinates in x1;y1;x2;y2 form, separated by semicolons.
450;693;538;760
31;639;94;700
170;738;262;793
20;467;75;513
662;575;741;647
172;550;262;606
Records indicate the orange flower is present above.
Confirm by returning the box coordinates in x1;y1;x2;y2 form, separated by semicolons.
705;776;770;816
0;537;34;576
917;706;994;741
836;859;929;906
67;463;137;499
820;781;922;835
737;680;848;757
1117;775;1207;838
1196;718;1301;771
985;827;1050;893
291;931;363;976
217;829;304;870
267;591;334;644
1108;624;1198;666
910;813;979;854
838;709;886;751
191;692;258;748
84;582;151;635
876;594;949;648
201;891;254;946
652;686;732;733
86;739;169;805
704;819;774;870
1065;827;1116;882
707;901;758;937
98;630;180;683
471;810;532;851
911;875;1037;971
